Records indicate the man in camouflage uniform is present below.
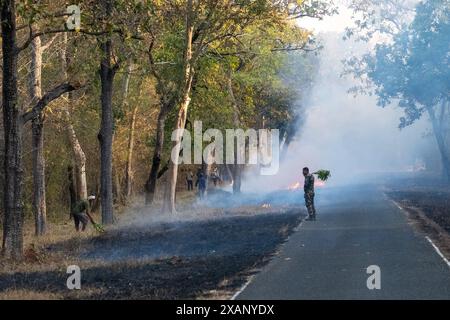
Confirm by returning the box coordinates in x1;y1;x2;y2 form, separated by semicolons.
303;167;316;221
70;195;95;231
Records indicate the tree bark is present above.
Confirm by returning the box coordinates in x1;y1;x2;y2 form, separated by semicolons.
98;4;116;224
162;85;193;213
145;107;168;204
28;36;47;236
1;0;24;259
428;105;450;181
121;62;135;200
227;70;242;194
68;165;77;217
125;105;138;198
31;116;46;236
113;165;122;204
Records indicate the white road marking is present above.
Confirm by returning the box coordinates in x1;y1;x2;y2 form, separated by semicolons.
391;200;404;211
230;275;254;300
391;198;450;268
425;236;450;268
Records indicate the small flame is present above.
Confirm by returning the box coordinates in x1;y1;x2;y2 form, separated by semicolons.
315;180;326;188
288;182;301;191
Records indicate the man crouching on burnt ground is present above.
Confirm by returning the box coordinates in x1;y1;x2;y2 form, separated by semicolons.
303;167;316;221
70;195;96;231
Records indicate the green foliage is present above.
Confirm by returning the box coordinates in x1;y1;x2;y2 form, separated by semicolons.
313;170;331;181
368;0;450;127
4;0;333;226
93;223;105;233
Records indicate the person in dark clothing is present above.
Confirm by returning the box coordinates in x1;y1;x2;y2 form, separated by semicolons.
71;195;95;231
186;171;194;191
210;167;221;186
196;172;207;199
303;167;316;221
71;199;89;231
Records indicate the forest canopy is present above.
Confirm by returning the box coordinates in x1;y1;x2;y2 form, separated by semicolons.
0;0;332;260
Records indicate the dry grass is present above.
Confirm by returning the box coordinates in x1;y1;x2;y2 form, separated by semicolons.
0;289;63;300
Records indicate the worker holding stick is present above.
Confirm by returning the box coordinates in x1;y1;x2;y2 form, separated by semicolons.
70;195;102;232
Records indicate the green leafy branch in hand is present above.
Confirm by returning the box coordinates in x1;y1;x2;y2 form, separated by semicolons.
313;170;331;181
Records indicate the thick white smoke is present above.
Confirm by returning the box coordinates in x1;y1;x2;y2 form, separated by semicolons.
243;31;435;192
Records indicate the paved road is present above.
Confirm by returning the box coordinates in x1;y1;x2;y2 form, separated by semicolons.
237;184;450;300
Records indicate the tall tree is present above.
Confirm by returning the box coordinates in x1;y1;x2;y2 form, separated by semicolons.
28;34;57;236
1;0;81;259
123;62;137;199
98;0;117;224
368;0;450;179
61;33;88;202
1;0;23;259
162;0;195;213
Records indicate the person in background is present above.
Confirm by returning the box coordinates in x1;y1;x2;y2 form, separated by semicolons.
303;167;316;221
70;195;96;231
196;168;202;181
196;172;207;199
186;170;194;191
210;167;221;186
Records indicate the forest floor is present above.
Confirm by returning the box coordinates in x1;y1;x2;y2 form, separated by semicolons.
0;190;305;299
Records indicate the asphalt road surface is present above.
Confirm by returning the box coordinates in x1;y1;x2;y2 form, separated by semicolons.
236;184;450;300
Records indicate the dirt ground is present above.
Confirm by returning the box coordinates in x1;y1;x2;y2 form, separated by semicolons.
0;201;304;300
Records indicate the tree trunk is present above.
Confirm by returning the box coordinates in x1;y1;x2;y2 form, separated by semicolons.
162;1;195;213
280;131;293;162
31;116;47;236
68;165;77;217
28;36;47;236
98;34;116;224
145;107;168;204
227;70;242;194
62;33;88;201
232;163;242;194
121;62;135;199
428;105;450;181
113;165;122;204
121;62;132;106
125;106;138;198
162;91;193;213
1;0;24;259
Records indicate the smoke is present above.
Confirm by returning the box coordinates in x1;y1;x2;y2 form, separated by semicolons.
243;31;436;192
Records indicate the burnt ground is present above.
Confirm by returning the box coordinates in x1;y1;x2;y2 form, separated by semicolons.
387;190;450;233
383;173;450;233
384;173;450;258
0;208;304;299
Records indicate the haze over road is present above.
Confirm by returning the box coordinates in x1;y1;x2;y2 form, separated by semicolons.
236;185;450;300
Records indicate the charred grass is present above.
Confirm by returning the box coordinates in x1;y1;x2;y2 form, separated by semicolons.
0;203;304;300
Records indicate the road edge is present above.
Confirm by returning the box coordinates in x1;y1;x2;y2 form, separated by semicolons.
389;197;450;269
